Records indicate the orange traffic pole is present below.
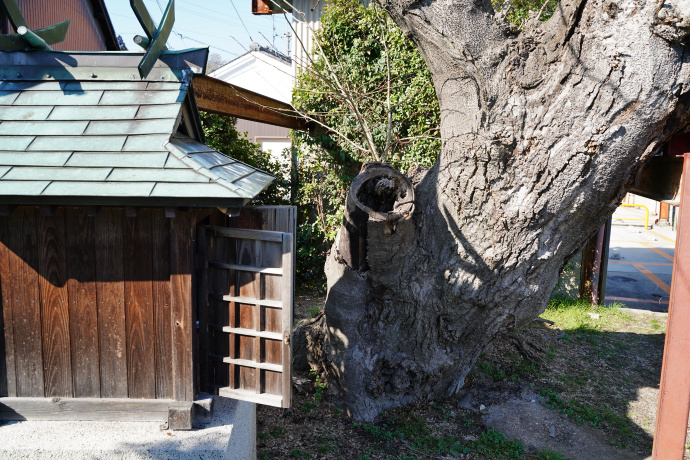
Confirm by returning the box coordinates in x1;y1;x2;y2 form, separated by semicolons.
652;152;690;459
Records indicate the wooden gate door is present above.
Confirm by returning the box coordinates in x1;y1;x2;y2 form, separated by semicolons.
198;225;293;408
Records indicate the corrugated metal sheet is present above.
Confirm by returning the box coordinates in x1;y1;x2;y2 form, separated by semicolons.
291;0;324;73
0;49;275;207
289;0;370;72
0;0;118;51
236;119;291;143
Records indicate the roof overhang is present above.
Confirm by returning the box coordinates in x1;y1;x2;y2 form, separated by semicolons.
192;74;307;131
0;195;251;208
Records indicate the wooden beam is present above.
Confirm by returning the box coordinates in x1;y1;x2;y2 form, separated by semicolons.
193;75;308;131
0;397;176;422
86;206;101;217
653;152;690;458
631;156;684;204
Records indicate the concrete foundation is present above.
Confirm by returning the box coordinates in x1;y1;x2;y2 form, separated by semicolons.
0;397;256;460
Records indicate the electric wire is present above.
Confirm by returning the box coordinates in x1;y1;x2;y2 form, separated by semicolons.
173;31;239;56
227;0;255;43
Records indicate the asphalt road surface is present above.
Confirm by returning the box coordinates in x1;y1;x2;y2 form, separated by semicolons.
605;207;675;313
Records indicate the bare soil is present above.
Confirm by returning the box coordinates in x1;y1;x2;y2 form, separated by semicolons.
257;295;669;459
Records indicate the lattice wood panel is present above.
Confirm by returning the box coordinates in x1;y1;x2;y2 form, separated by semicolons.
199;226;292;408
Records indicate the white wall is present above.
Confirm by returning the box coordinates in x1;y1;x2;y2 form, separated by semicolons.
210;50;294;104
210;48;294;157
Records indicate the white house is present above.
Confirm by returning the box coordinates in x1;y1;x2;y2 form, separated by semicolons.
209;43;295;161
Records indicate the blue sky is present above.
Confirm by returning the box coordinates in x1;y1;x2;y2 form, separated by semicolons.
103;0;292;63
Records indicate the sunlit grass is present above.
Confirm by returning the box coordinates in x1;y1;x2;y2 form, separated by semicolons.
541;298;633;332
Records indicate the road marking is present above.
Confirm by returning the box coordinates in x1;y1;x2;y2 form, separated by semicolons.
631;262;671;295
647;230;676;244
606;296;669;305
610;240;675;246
609;261;673;266
639;242;675;262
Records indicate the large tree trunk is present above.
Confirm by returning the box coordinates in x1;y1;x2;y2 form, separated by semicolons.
320;0;690;421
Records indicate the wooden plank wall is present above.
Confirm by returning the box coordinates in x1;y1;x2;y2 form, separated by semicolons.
0;206;194;401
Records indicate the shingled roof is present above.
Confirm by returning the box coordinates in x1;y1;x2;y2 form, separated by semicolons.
0;48;274;208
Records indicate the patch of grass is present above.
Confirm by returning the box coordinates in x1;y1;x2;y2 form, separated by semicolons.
291;449;311;458
472;429;526;459
308;306;321;318
539;385;603;427
649;319;665;331
538;384;641;447
301;369;327;413
432;403;452;419
537;448;571;460
317;444;339;454
354;413;526;459
542;299;631;332
479;361;507;380
478;356;541;383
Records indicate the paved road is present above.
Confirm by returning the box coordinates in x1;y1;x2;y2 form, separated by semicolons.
604;206;675;312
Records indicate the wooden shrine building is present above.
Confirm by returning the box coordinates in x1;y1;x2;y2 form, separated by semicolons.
0;47;295;429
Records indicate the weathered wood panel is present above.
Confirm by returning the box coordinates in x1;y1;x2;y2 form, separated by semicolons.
281;233;294;407
197;218;210;394
65;207;100;398
0;266;5;397
10;207;44;397
0;206;198;404
0;397;175;422
0;216;16;397
151;209;172;399
203;211;295;408
37;209;73;397
171;212;194;402
124;209;156;399
94;207;127;398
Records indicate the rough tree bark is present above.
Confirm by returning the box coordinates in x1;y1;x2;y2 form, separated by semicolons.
312;0;690;421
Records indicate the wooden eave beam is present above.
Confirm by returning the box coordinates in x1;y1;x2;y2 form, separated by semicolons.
192;75;307;131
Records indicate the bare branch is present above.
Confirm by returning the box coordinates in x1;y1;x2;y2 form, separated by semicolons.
284;0;382;160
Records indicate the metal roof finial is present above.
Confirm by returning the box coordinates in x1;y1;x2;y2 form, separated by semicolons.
130;0;175;79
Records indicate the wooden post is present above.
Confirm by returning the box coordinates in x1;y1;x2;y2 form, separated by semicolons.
652;152;690;459
659;202;670;225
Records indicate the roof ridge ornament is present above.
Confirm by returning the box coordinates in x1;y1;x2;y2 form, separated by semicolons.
130;0;175;79
0;0;70;51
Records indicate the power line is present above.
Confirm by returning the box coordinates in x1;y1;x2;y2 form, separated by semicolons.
173;31;239;56
227;0;255;43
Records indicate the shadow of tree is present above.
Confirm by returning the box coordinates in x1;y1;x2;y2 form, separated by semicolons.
472;306;665;458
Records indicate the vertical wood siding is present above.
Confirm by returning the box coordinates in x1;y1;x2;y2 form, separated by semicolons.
0;206;193;400
0;0;109;51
